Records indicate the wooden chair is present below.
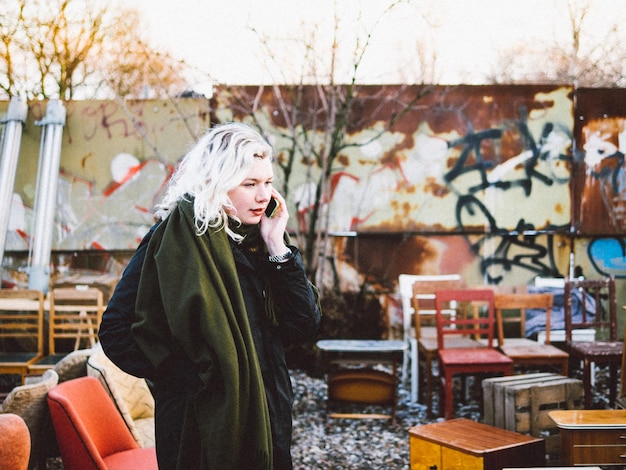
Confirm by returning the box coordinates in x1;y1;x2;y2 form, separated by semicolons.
0;289;45;383
30;287;103;373
494;292;569;375
411;277;480;415
397;274;463;403
47;376;157;470
563;277;622;409
435;289;514;420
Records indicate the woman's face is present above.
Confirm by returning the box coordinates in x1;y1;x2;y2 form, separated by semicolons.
227;157;274;225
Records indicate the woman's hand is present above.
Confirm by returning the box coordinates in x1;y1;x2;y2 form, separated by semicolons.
260;189;290;256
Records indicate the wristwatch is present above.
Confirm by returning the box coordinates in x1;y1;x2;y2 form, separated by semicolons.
268;249;292;263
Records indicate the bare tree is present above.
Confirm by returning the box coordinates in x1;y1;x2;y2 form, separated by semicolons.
0;0;189;100
488;0;626;87
100;9;188;100
220;1;430;292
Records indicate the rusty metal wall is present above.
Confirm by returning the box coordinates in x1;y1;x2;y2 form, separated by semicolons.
1;86;625;294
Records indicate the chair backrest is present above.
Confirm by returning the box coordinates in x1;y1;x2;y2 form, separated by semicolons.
48;287;103;354
411;276;464;339
0;289;45;356
494;293;554;345
563;277;617;342
435;289;496;350
398;274;463;341
47;376;140;470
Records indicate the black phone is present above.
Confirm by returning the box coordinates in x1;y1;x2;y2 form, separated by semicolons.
265;197;280;218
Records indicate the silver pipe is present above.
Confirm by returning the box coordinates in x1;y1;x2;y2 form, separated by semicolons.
0;97;28;274
28;100;66;293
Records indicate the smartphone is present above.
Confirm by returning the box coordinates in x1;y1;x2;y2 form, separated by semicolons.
265;197;280;218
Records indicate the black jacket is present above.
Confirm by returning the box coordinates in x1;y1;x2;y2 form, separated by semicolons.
99;223;321;470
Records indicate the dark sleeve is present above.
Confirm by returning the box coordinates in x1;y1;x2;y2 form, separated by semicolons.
265;246;321;343
98;223;159;379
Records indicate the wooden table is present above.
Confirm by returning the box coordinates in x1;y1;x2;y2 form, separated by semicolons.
549;409;626;466
409;418;545;470
316;339;406;424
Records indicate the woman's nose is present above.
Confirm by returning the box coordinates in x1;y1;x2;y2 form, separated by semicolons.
257;186;271;201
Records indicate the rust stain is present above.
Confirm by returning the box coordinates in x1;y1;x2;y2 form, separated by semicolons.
555;203;564;214
424;179;449;197
344;235;444;282
80;152;95;169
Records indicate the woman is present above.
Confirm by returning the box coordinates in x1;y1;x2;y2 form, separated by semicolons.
131;122;321;469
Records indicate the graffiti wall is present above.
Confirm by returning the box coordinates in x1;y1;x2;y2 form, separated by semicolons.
1;87;625;307
1;98;212;253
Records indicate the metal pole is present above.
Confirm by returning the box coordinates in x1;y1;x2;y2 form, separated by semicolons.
0;97;28;275
28;100;66;293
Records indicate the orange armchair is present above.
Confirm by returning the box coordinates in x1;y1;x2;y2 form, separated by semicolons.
47;376;157;470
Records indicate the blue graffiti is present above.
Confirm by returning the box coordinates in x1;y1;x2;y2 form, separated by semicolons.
588;238;626;279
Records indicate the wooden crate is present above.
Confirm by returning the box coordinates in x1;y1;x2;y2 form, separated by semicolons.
482;373;555;426
483;373;583;460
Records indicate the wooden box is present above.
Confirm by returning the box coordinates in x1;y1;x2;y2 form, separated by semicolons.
409;418;545;470
483;373;583;458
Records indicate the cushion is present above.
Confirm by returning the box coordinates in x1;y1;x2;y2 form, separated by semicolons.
86;344;154;447
0;413;31;470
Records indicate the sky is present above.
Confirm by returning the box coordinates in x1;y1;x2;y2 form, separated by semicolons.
131;0;623;93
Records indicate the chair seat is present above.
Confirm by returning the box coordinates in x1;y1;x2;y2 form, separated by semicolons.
500;343;569;359
439;348;513;367
103;447;158;470
419;326;437;338
0;352;41;364
568;341;623;358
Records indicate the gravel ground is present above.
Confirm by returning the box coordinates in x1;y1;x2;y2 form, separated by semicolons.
290;366;485;470
290;364;616;470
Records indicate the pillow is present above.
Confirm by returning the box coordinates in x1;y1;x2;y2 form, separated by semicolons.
54;347;95;382
87;346;154;420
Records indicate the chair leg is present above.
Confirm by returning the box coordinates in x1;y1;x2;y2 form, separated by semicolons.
441;370;454;420
583;359;592;409
410;346;418;403
610;363;618;407
425;355;434;416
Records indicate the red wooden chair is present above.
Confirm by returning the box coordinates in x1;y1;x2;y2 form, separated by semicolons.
47;376;157;470
412;277;479;416
435;289;514;420
564;277;622;409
